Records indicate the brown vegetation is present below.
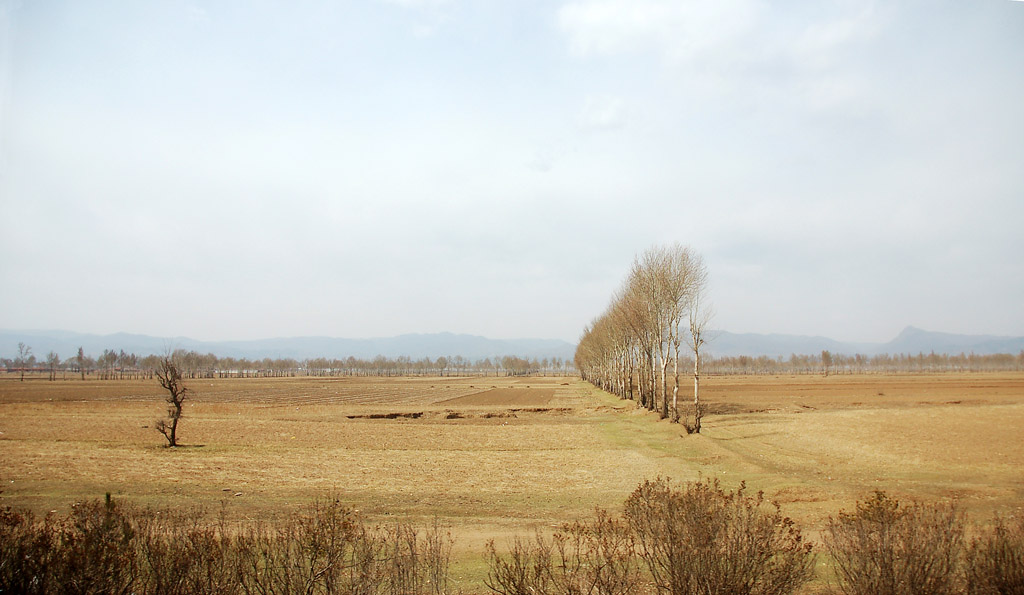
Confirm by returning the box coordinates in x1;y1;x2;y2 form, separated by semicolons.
825;491;965;595
623;478;813;595
4;484;1023;594
965;514;1024;594
0;494;453;595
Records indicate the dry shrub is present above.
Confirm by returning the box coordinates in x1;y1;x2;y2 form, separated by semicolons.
965;514;1024;595
233;498;382;594
382;520;454;595
422;518;455;595
0;506;60;594
228;498;455;595
486;479;812;595
134;507;234;595
552;509;645;595
486;510;644;595
0;495;454;595
825;491;965;595
485;533;554;595
623;477;813;595
55;494;139;595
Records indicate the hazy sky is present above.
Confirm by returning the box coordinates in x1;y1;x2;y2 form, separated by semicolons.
1;0;1022;344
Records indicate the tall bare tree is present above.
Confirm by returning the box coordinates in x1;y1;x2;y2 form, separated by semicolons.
660;245;700;423
155;357;189;447
687;258;711;434
77;346;86;380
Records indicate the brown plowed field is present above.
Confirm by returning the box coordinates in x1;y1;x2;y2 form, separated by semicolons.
439;387;554;406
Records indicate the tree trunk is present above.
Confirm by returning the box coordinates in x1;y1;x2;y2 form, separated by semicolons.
672;341;680;422
693;354;702;434
169;415;179;447
659;352;669;419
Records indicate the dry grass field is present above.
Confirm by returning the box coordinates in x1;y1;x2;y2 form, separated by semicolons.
2;372;1023;590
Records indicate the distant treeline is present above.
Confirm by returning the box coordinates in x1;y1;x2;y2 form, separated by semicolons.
5;345;1022;382
706;349;1024;375
1;345;574;380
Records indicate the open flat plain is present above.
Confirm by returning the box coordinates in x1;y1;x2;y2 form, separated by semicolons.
2;372;1023;589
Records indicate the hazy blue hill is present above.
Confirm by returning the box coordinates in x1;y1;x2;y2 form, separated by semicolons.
0;330;576;361
705;326;1024;358
706;331;857;359
882;326;1024;356
0;330;208;360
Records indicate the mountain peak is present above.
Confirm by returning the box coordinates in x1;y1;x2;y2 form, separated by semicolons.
894;325;926;339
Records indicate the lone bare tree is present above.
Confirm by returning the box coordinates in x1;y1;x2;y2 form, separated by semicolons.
16;342;32;382
155;357;188;447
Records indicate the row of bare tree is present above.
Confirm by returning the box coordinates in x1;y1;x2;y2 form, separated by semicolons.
709;349;1024;375
5;343;64;381
2;346;574;380
575;244;712;432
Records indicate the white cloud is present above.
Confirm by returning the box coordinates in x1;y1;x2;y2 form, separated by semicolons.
558;0;760;62
379;0;451;7
528;148;555;173
185;4;210;24
792;4;882;71
558;0;891;115
577;95;626;131
377;0;453;37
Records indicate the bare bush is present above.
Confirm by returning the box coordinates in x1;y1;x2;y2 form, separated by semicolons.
380;520;454;595
0;506;60;594
135;506;235;595
623;477;813;595
1;494;456;595
965;514;1024;595
825;491;965;595
485;533;554;595
426;519;455;595
57;493;139;595
0;496;140;594
233;497;381;594
485;512;647;595
551;509;646;595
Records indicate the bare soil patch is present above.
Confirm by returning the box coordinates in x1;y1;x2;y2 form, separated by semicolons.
439;387;554;407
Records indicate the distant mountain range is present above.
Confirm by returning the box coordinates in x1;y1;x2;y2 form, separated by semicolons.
1;326;1022;361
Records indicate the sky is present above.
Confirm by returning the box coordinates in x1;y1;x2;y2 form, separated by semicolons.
1;0;1022;345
